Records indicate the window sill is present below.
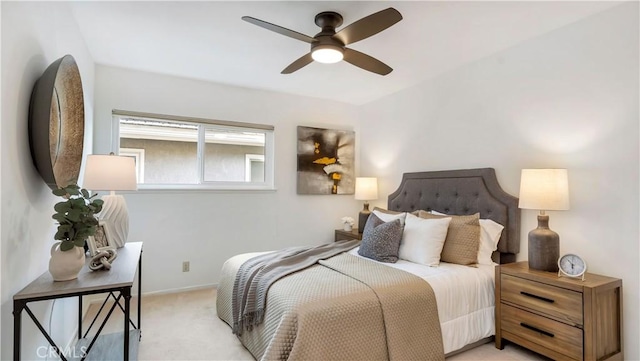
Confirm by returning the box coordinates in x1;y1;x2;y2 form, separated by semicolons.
118;184;277;193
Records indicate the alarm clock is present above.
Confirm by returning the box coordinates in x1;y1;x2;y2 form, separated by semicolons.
558;253;587;281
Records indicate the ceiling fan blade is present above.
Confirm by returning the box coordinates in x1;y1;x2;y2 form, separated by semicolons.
242;16;315;43
281;53;314;74
343;48;392;75
334;8;402;46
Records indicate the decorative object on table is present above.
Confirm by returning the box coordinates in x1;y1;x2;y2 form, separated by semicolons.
296;126;355;195
87;220;118;271
83;153;137;248
50;184;104;281
28;54;84;190
558;253;587;281
89;249;118;271
89;221;111;250
341;216;355;231
355;177;378;233
518;169;570;272
49;242;85;282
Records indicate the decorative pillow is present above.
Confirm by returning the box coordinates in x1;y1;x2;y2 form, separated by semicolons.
418;210;481;266
478;219;504;265
431;210;504;266
398;213;452;266
358;213;403;263
372;208;407;225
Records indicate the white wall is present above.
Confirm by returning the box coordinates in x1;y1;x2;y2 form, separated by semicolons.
358;3;639;359
1;2;95;360
92;65;360;293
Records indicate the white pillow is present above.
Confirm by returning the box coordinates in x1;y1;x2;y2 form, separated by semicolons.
478;219;504;265
372;209;407;225
398;213;452;266
431;210;504;266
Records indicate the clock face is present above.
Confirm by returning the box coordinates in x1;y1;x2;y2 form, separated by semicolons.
559;254;586;276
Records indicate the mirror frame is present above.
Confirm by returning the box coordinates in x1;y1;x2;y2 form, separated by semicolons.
28;55;84;190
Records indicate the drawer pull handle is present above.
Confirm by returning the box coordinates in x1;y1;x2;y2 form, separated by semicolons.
520;323;555;338
520;291;555;303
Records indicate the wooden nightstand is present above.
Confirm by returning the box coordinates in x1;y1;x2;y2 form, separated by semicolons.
495;261;623;361
334;229;363;242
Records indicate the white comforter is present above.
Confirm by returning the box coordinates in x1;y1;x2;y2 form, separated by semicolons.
347;247;495;354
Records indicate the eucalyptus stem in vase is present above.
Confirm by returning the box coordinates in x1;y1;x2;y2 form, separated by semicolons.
52;184;104;251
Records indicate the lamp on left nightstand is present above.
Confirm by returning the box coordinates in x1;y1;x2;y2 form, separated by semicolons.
355;177;378;233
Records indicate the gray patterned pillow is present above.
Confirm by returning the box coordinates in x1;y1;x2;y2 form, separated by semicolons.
358;213;403;263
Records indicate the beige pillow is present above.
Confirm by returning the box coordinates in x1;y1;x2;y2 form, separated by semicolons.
372;207;407;225
431;210;504;265
372;207;404;216
418;210;481;266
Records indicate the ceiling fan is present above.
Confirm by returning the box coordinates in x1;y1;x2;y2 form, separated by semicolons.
242;7;402;76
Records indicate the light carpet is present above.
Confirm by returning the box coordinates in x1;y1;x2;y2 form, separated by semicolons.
83;288;548;360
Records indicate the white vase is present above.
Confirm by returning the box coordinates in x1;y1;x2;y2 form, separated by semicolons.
49;242;85;281
343;224;353;232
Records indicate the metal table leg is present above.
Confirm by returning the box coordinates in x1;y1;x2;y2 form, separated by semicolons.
13;300;23;361
123;287;131;361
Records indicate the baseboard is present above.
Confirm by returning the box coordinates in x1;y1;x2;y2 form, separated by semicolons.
141;283;218;296
81;283;218;307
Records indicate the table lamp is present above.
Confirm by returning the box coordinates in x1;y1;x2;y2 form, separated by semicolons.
83;153;137;248
519;169;570;272
355;177;378;233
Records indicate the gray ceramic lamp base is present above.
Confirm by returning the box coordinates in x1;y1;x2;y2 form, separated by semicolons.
357;203;371;234
528;214;560;272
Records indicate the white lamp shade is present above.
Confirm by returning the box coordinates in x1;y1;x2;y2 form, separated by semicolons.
355;177;378;201
83;154;137;191
519;169;569;211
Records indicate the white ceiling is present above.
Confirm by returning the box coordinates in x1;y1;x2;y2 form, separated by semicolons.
69;1;620;105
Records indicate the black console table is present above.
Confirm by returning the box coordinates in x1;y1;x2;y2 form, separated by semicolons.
13;242;143;360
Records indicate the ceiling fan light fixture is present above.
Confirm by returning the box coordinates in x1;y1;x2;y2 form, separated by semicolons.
311;45;344;64
243;7;402;74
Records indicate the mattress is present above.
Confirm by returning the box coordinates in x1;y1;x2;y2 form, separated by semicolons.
219;248;495;356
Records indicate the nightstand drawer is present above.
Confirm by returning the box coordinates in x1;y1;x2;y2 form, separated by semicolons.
501;274;582;326
501;304;582;360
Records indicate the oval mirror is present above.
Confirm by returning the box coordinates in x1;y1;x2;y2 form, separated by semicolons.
29;55;84;190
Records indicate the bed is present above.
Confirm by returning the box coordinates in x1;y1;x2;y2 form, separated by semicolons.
217;168;520;360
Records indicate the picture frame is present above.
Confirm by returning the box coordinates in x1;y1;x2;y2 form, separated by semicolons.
87;221;115;257
296;126;355;195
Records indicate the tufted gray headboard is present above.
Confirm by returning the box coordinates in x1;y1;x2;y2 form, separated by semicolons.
387;168;520;264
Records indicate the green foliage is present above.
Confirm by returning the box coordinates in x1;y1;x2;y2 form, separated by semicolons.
52;184;104;252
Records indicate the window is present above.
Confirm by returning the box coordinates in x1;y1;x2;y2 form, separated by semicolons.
112;110;274;190
245;154;265;182
119;148;145;183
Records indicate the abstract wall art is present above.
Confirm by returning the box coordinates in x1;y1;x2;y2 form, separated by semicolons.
297;126;355;195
